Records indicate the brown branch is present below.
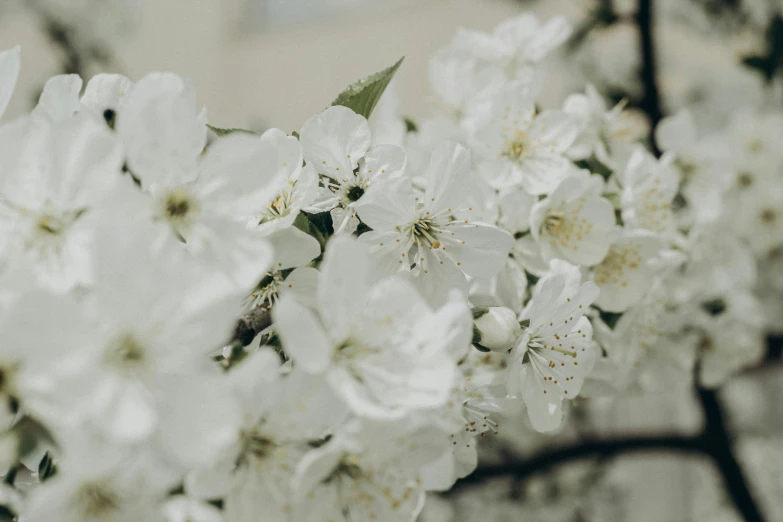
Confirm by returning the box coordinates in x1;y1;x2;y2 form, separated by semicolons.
230;306;272;346
449;434;702;494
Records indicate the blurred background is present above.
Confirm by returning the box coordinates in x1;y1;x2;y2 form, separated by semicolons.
2;1;782;521
0;0;770;131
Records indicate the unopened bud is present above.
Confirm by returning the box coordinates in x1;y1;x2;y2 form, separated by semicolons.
472;306;520;352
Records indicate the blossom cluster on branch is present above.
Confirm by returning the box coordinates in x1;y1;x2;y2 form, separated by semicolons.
0;9;779;522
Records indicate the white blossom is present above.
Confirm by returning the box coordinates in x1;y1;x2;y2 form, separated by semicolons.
470;83;579;194
273;236;468;419
0;46;20;121
508;261;598;431
530;174;615;267
301;105;407;234
354;141;514;305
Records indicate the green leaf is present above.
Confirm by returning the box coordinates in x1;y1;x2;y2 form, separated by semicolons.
207;124;257;137
331;57;404;119
602;192;621;209
38;451;57;482
471;306;490;320
293;212;333;254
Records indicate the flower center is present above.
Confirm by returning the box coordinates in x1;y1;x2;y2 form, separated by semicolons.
259;187;295;224
737;171;754;188
346;185;365;202
163;190;197;228
237;429;276;466
760;208;777;225
409;215;442;248
37;214;67;235
323;454;363;483
166;196;190;218
76;483;118;517
542;210;565;236
104;333;147;372
747;137;764;154
503;130;530;161
679;162;699;184
246;272;283;309
32;208;85;240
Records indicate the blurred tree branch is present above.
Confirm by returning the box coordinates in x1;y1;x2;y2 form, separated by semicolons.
637;0;662;154
450;434;703;493
451;372;774;521
25;0;118;77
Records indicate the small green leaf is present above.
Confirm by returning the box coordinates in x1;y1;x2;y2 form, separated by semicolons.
602;192;621;209
207;124;257;137
473;342;492;353
331;57;404;119
404;117;418;133
471;306;490;320
38;451;57;482
598;310;622;330
293;211;333;253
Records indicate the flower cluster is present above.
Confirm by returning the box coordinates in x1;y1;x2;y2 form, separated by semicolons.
0;10;778;522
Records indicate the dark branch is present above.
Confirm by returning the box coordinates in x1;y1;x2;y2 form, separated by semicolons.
230;306;273;347
43;19;84;77
697;387;767;522
449;434;702;494
636;0;663;155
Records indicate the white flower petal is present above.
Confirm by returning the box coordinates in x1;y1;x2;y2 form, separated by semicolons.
424;141;473;213
273;294;331;374
0;45;20;120
300;105;371;177
353;175;416;231
33;74;83;123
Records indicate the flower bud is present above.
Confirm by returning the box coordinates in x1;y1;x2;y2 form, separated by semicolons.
472;306;520;352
